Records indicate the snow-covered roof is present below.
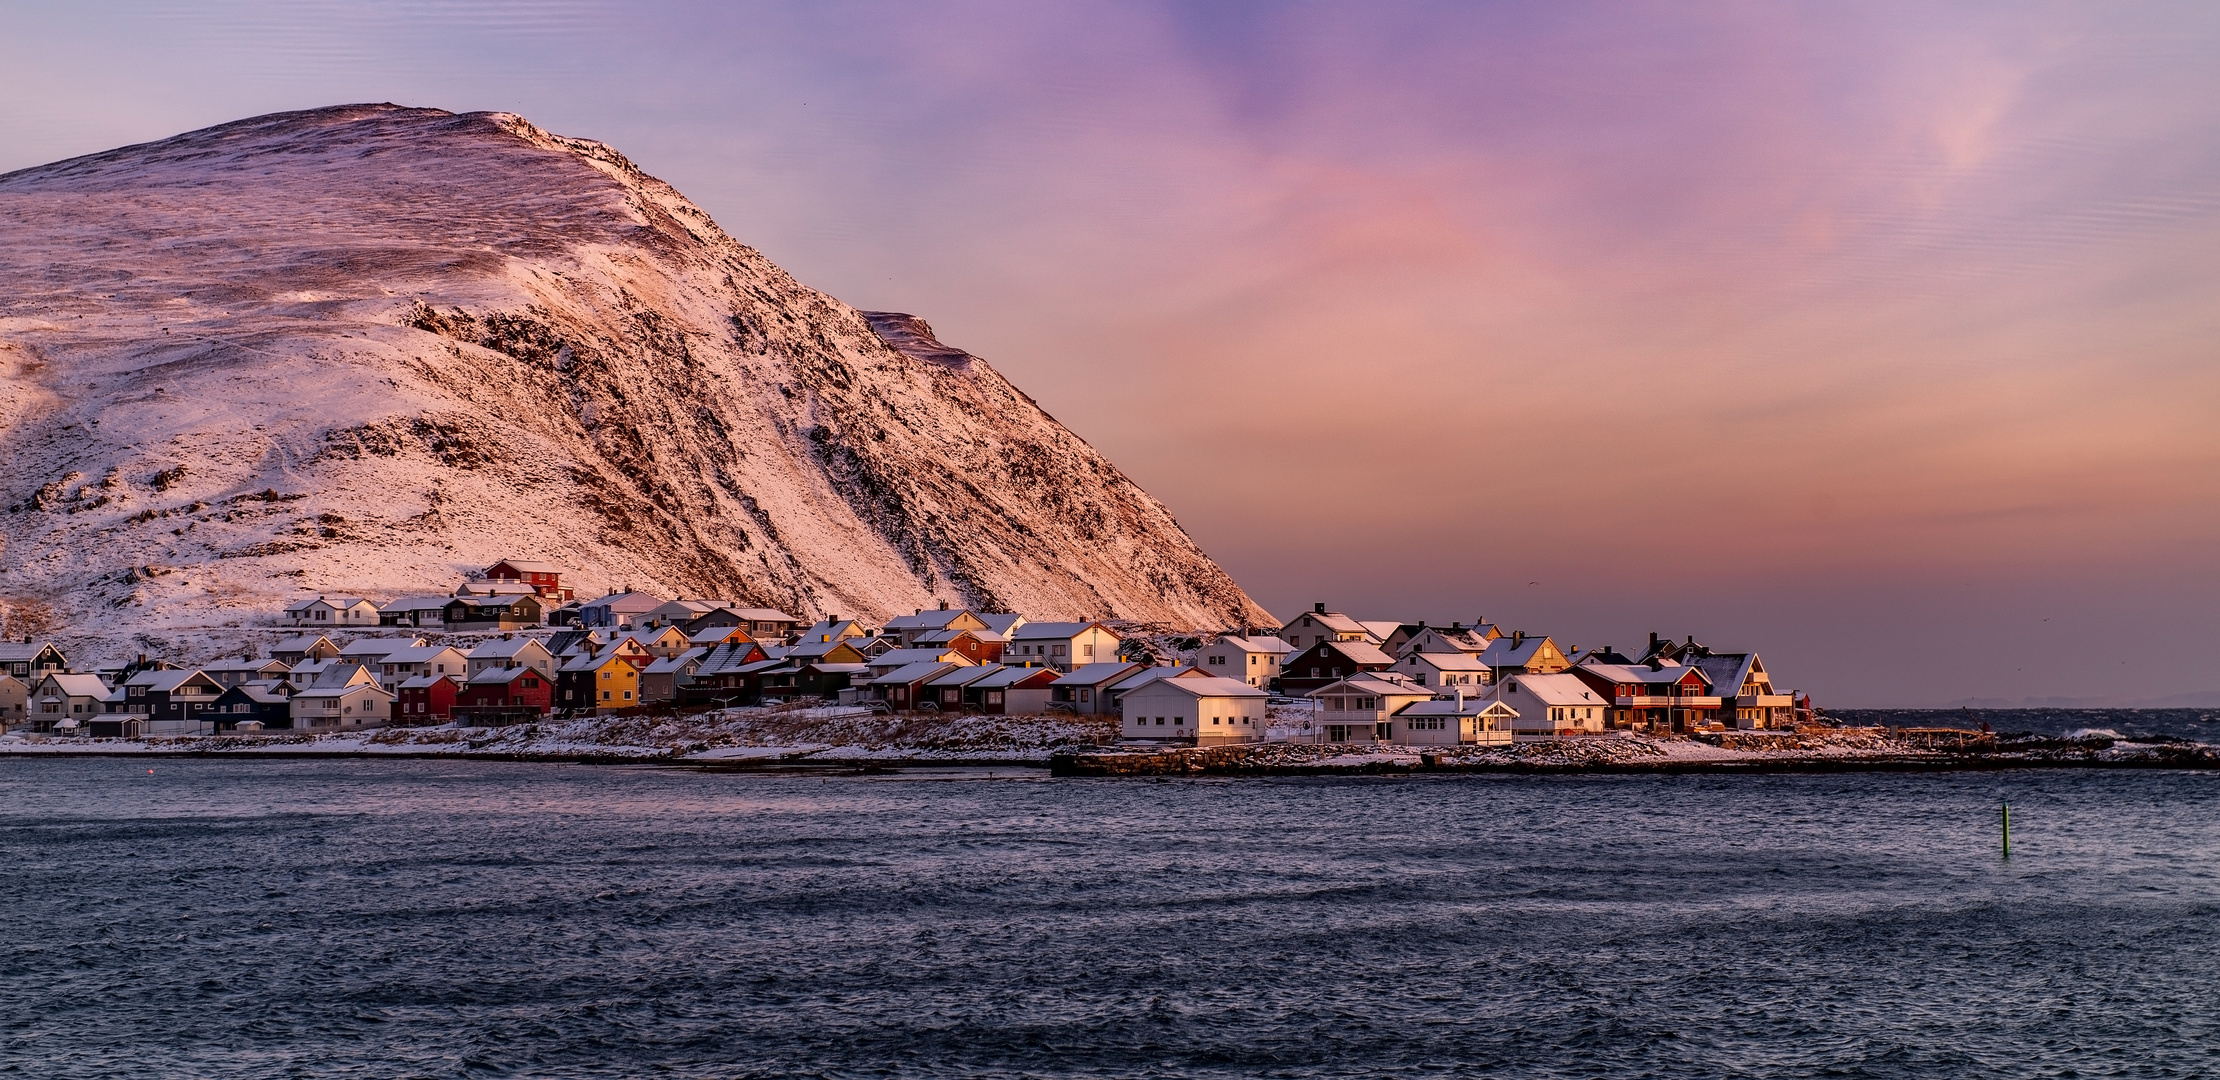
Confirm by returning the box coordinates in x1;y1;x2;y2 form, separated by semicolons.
379;595;453;612
377;645;462;665
220;684;292;704
687;625;746;644
1357;620;1402;643
916;627;1005;645
787;637;856;658
286;596;376;612
1400;651;1490;672
1108;666;1204;692
925;665;998;688
1578;662;1698;686
486;558;564;574
310;664;379;689
869;648;968;669
976;613;1026;636
1478;636;1554;668
293;682;392;700
1280;609;1367;635
804;662;869;674
1306;673;1431;699
36;673;110;698
468;637;549;659
883;609;967;633
967;665;1054;689
124;669;213;691
1052;662;1145;686
1497;673;1604;707
339;637;426;659
466;667;538;685
871;660;960;685
1302;639;1394;666
1209;635;1293;656
397;674;458;689
643;648;708;675
203;658;288;674
726;608;795;622
1124;675;1267;699
0;642;60;663
798;618;866;641
580;591;665;612
1011;622;1110;641
1396;697;1514;719
271;635;335;652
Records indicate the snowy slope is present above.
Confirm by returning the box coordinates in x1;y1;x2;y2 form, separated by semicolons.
0;104;1268;657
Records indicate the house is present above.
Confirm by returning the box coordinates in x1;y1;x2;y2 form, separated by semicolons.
201;657;292;688
454;578;540;598
1119;675;1269;744
209;682;293;730
612;625;692;659
1006;622;1122;672
795;618;871;646
1688;651;1794;730
289;665;393;730
921;664;1001;710
785;637;868;666
679;640;775;706
269;635;340;664
453;666;554;724
638;600;795;638
1393;623;1500;658
1477;632;1572;682
395;674;460;724
0;640;67;681
718;607;799;638
1392;650;1491;691
1389;696;1517;746
870;660;964;710
371;645;469;689
579;590;666;629
0;673;27;729
883;604;990;646
1278;638;1397;694
1357;621;1403;647
1277;604;1372;649
1568;660;1720;732
118;669;226;734
964;665;1060;714
465;636;556;680
443;594;544;630
976;613;1026;638
1103;665;1214;714
26;673;113;734
557;647;644;713
284;596;381;627
1494;673;1609;739
914;627;1005;664
1303;673;1434;743
687;624;755;648
639;648;708;704
478;558;574;601
543;628;605;660
378;595;453;628
864;648;974;681
339;636;428;667
1194;635;1293;688
1049;662;1146;715
792;662;868;700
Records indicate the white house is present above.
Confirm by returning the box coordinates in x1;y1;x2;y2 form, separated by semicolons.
466;636;556;680
338;636;428;667
378;596;452;628
26;672;111;734
1049;662;1144;714
288;665;393;730
284;596;381;627
371;645;469;689
1393;650;1491;691
1195;635;1294;688
1389;696;1517;746
1495;673;1607;739
1277;604;1372;649
1303;673;1435;744
1394;624;1498;658
1007;622;1121;672
1119;675;1269;744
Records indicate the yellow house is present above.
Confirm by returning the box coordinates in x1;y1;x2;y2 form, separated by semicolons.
559;647;644;713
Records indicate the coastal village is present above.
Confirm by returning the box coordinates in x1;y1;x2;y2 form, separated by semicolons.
0;558;1814;746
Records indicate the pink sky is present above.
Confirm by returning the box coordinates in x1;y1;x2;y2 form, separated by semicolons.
3;2;2216;704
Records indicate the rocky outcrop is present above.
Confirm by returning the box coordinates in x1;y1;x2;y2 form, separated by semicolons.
0;105;1268;656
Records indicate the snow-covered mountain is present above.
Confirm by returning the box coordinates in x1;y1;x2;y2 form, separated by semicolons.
0;104;1268;655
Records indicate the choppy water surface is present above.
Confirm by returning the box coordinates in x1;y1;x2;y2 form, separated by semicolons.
2;760;2215;1079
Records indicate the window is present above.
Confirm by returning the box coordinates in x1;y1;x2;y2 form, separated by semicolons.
1174;716;1184;725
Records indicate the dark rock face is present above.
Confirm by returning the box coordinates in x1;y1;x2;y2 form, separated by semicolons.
0;105;1268;640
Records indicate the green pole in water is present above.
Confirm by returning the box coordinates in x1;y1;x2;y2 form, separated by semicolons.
2001;802;2011;857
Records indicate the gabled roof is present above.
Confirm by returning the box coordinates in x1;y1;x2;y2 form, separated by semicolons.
468;637;550;659
726;608;795;622
643;648;708;675
1496;673;1604;707
1108;665;1208;692
581;590;665;611
37;673;111;698
219;684;292;704
397;673;459;689
1577;661;1700;686
1692;653;1759;693
1011;621;1112;641
1298;639;1394;666
925;665;999;688
872;660;960;685
449;594;539;609
124;669;215;691
1280;608;1368;635
975;613;1026;636
1478;636;1554;668
285;596;376;612
1125;675;1268;699
202;658;289;674
1399;651;1490;672
1052;662;1146;686
486;558;564;574
882;609;968;633
1305;673;1432;699
310;663;379;689
379;595;453;612
804;662;869;674
466;666;540;685
688;625;748;644
1208;635;1293;655
339;637;426;659
797;618;866;641
868;648;970;669
0;641;61;663
1396;697;1516;719
1357;620;1402;644
270;635;336;652
969;665;1058;689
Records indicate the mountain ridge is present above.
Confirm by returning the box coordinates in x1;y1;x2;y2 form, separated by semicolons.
0;104;1268;657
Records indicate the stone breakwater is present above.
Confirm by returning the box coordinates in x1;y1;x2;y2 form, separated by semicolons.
1050;730;2220;776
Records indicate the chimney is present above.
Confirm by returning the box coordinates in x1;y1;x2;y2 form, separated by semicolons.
938;600;949;611
1314;602;1326;614
1513;631;1525;647
1649;658;1662;671
1454;685;1465;709
1417;620;1427;629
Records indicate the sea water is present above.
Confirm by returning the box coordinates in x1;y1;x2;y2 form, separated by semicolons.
2;758;2215;1078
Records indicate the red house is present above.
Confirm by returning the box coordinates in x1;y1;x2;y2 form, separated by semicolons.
455;666;554;724
396;673;460;724
480;559;575;602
